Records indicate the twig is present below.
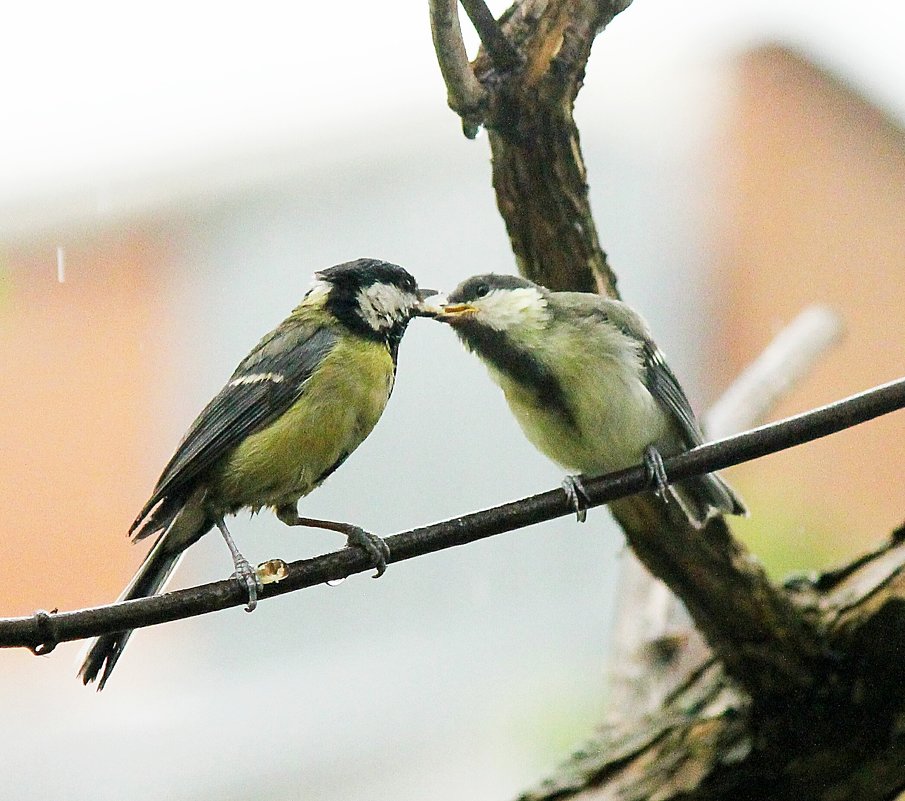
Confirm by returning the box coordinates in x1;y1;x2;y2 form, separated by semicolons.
606;305;845;720
2;375;903;656
428;0;487;136
459;0;521;70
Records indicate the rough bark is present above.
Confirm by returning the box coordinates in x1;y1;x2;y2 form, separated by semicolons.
430;1;905;798
518;532;905;801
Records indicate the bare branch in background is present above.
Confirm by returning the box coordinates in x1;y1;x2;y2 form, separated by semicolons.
607;305;845;721
704;305;844;436
479;0;624;295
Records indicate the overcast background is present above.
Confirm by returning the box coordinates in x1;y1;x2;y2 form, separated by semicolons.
1;2;903;799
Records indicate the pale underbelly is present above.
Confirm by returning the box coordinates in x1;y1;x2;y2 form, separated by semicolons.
503;375;671;476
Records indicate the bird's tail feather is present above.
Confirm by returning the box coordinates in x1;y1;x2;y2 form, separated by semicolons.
77;534;183;690
79;501;211;690
673;472;747;530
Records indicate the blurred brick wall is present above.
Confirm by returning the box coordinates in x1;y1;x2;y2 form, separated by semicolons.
0;232;170;613
716;45;905;563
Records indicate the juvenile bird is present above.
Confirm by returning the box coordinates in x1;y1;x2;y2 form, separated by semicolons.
431;274;745;527
80;258;432;689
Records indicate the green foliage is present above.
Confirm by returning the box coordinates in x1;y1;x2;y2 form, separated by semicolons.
731;484;853;579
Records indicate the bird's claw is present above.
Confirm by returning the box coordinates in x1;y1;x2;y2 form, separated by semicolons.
643;445;669;502
231;556;261;612
345;527;390;578
562;475;590;523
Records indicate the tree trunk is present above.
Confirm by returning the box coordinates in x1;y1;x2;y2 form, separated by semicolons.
428;1;905;797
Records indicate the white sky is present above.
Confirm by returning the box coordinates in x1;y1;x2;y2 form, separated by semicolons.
2;6;902;797
0;0;903;218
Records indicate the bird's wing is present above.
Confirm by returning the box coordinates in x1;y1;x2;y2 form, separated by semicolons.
555;293;706;448
130;322;338;534
638;339;705;448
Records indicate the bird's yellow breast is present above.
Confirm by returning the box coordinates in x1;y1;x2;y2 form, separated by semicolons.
489;323;670;476
212;336;395;511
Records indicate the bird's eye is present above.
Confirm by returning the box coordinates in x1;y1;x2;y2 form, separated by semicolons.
474;283;490;298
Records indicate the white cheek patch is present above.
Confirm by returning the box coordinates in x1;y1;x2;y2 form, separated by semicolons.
357;283;415;330
477;287;548;331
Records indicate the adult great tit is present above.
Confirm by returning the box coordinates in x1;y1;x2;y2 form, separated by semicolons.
431;274;746;527
80;258;432;689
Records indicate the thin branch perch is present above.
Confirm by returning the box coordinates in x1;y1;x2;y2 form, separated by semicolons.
3;376;903;660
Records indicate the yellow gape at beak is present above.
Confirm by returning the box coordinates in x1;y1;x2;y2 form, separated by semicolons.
434;303;478;323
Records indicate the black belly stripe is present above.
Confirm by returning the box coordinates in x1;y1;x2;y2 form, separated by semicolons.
455;324;575;425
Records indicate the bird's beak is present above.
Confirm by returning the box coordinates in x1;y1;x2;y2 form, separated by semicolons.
413;288;440;318
431;302;478;323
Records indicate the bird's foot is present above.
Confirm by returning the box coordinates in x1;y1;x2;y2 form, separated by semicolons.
562;474;590;523
215;517;261;612
231;556;261;613
274;507;390;578
344;526;391;578
643;445;669;502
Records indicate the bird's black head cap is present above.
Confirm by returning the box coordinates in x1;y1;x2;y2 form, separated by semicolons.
319;258;422;352
448;273;539;304
318;258;419;297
